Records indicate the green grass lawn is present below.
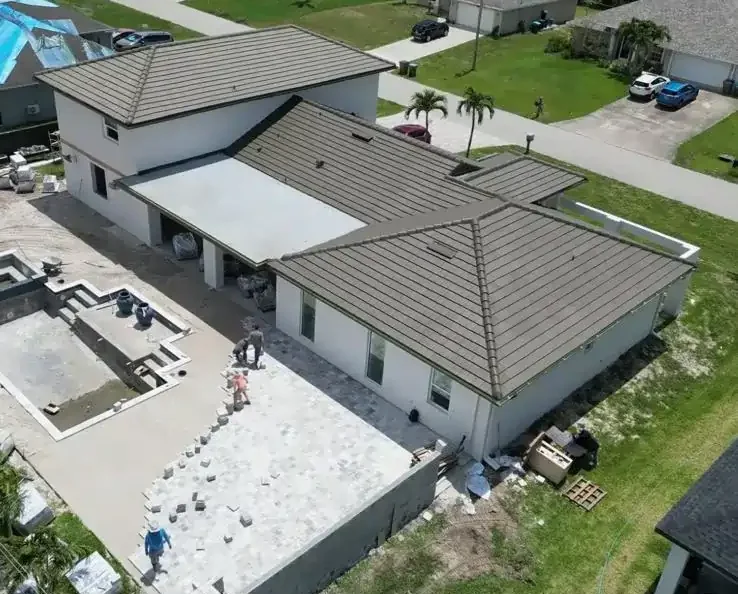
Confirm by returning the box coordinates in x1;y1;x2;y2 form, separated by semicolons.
56;0;200;40
54;513;140;594
36;161;65;179
415;33;627;122
376;98;405;117
674;112;738;184
328;146;738;594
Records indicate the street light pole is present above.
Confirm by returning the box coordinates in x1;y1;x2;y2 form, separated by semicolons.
471;0;484;70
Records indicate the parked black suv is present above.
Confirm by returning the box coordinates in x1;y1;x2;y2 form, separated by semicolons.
114;31;174;51
411;19;449;42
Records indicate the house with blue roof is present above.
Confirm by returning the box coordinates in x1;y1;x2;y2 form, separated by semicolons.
0;0;113;130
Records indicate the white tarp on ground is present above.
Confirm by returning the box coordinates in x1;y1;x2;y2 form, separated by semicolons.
66;551;123;594
122;154;366;266
13;483;54;535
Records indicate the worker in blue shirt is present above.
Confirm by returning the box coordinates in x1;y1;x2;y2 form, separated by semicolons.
144;520;171;572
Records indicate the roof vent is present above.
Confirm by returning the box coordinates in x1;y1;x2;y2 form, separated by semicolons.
351;131;373;142
426;240;457;259
315;159;325;169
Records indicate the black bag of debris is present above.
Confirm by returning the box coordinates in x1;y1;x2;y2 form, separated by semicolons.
409;408;420;423
574;429;600;470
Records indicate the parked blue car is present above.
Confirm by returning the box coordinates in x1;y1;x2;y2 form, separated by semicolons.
655;81;699;108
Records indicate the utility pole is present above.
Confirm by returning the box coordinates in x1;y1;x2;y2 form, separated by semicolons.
471;0;484;70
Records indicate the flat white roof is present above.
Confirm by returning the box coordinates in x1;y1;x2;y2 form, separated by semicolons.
123;154;365;265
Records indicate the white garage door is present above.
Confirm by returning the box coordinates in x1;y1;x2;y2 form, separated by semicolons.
455;1;498;33
668;52;733;89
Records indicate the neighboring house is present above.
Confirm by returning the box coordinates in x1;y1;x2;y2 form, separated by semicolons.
571;0;738;91
653;439;738;594
447;0;577;36
0;0;113;129
36;27;697;461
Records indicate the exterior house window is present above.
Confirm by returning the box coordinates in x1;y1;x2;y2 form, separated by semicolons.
91;164;108;199
104;117;119;142
429;368;452;411
300;291;316;341
365;332;386;385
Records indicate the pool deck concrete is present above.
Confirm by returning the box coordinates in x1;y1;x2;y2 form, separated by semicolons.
0;190;437;591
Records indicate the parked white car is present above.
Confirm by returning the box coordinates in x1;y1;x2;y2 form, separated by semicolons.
629;72;670;100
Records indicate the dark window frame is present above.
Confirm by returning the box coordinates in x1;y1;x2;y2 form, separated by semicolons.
429;368;452;411
365;331;386;385
91;163;108;199
300;290;316;341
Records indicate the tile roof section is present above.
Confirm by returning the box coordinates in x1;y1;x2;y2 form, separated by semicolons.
572;0;738;65
272;197;692;400
462;153;585;204
34;26;394;125
656;439;738;580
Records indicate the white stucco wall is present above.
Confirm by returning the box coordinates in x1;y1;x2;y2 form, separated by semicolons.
486;294;663;452
300;74;380;122
275;277;485;454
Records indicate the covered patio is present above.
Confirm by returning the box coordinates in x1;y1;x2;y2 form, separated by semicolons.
117;153;366;289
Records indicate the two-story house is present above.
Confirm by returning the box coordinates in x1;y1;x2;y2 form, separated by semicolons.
36;26;698;461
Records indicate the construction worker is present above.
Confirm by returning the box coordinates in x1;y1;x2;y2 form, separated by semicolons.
232;336;249;366
248;325;264;368
534;96;545;120
144;520;171;573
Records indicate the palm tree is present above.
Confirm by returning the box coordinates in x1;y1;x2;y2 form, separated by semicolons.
456;87;495;158
404;89;448;131
617;18;671;70
1;528;88;593
0;464;25;537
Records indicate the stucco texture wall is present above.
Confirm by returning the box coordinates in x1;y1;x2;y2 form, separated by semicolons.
0;84;55;129
275;277;484;455
248;453;440;594
487;295;662;451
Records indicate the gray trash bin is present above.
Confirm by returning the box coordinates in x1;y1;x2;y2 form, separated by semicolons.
722;78;735;95
398;60;409;75
408;62;418;78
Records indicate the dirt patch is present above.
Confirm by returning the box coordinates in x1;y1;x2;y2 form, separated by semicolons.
45;379;138;431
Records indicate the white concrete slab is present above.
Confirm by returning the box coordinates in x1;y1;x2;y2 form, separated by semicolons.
125;154;365;265
66;551;123;594
368;27;477;66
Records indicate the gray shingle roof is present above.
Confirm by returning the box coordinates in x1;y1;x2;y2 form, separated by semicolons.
656;439;738;581
35;26;393;126
462;153;585;204
572;0;738;65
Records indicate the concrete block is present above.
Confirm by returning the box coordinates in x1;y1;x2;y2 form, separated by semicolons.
200;458;211;468
169;512;178;523
211;422;220;432
239;513;252;527
13;484;54;535
222;399;234;415
185;448;195;458
65;551;122;594
176;503;187;513
163;465;174;479
178;459;187;469
421;510;434;522
192;491;198;502
200;433;210;445
434;439;447;453
150;504;162;514
206;474;216;482
194;444;202;454
195;500;206;511
233;400;244;412
216;410;229;425
112;401;122;412
0;430;15;463
223;534;233;544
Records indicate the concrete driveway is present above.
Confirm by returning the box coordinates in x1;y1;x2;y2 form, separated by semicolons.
368;26;476;67
554;90;737;160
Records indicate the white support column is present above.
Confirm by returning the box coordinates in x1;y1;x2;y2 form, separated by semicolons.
203;239;224;290
146;205;162;246
655;544;690;594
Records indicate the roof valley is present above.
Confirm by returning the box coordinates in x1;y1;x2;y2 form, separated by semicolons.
127;47;158;125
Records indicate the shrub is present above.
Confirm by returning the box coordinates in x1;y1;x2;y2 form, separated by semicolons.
517;20;526;34
608;57;631;77
491;25;500;38
545;28;572;53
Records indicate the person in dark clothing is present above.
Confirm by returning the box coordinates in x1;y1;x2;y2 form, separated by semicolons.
248;325;264;368
232;337;248;365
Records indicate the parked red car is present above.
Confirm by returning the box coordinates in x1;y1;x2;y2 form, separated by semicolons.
392;124;431;144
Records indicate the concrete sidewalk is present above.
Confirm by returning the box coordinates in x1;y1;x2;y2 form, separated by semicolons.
368;27;476;66
379;74;738;222
110;0;251;35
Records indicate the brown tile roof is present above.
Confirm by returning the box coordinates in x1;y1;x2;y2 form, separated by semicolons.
35;26;393;126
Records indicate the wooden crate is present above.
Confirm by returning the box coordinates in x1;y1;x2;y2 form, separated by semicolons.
562;476;606;511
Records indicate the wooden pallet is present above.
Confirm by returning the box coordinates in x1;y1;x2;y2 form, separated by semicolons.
562;477;606;511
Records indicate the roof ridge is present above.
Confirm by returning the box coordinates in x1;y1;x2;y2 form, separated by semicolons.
510;201;696;267
470;218;503;401
127;46;158;125
287;24;395;69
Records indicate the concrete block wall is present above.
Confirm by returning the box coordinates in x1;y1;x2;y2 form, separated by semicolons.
248;452;441;594
0;285;45;326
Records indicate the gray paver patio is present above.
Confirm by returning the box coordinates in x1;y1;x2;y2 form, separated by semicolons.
129;323;433;592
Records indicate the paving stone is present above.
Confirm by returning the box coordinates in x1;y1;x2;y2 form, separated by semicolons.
163;465;174;479
169;512;177;523
222;399;234;415
178;459;187;469
194;444;201;454
194;500;206;512
239;513;252;528
150;504;162;514
200;458;211;468
421;510;434;522
223;534;233;544
211;422;220;432
206;474;216;482
199;433;210;445
191;491;198;502
185;448;195;458
233;400;244;412
176;503;187;513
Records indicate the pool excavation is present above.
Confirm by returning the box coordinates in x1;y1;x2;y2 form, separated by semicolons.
0;248;191;439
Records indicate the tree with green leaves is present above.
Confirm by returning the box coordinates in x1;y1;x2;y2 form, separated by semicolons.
456;87;495;158
404;89;448;131
617;18;671;71
0;464;25;537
